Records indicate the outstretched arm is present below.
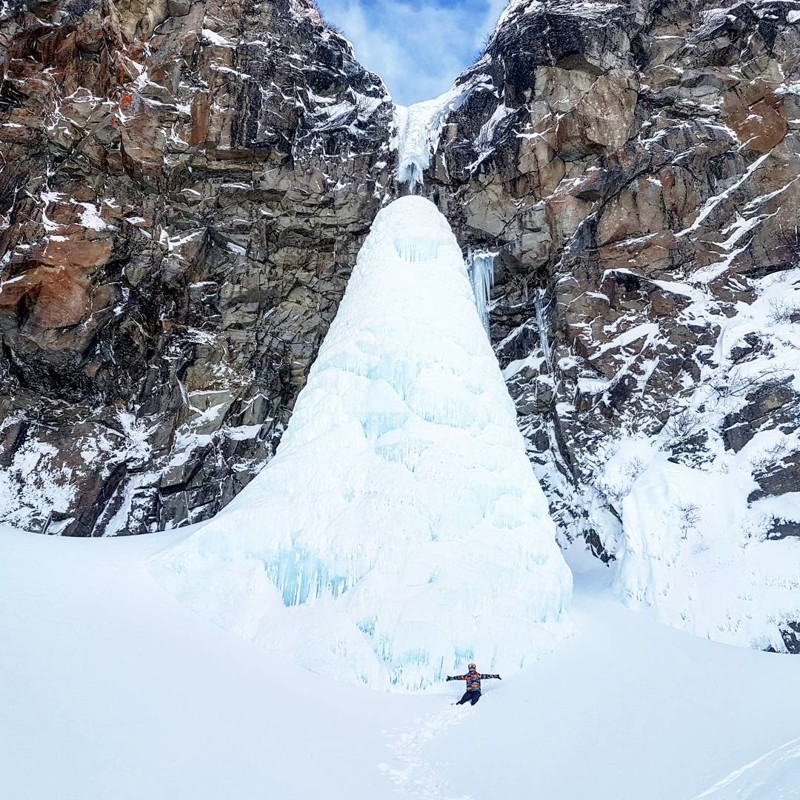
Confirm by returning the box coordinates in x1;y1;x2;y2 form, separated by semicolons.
446;674;467;681
480;674;502;680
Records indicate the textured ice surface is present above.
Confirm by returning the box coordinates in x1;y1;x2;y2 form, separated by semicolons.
152;196;572;690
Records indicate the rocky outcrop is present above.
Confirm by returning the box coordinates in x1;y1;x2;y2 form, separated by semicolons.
0;0;393;534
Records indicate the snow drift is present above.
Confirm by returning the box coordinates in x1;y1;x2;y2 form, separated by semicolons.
151;196;572;690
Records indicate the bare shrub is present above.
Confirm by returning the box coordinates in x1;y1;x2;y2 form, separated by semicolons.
676;502;701;539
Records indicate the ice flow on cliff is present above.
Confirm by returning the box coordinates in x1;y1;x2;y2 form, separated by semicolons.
393;90;463;189
152;196;572;690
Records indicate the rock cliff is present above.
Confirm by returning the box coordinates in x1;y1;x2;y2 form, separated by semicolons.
423;0;800;650
0;0;393;534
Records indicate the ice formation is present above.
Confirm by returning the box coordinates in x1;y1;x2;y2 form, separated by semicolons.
393;76;491;189
152;196;572;690
467;249;496;336
607;443;800;651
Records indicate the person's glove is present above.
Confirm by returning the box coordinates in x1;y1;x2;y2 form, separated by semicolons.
446;676;453;681
497;675;502;680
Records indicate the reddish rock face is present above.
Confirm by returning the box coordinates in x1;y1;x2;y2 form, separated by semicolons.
2;263;92;330
723;84;789;154
189;93;212;148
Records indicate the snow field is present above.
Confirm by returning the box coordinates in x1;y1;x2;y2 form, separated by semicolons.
3;527;800;800
151;196;572;691
0;526;416;800
424;544;800;800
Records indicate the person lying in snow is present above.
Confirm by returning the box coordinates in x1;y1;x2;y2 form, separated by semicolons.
446;663;501;705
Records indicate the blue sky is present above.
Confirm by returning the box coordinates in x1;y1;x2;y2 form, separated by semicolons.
315;0;507;105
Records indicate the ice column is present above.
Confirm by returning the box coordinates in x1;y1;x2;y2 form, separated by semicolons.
152;196;573;691
467;249;496;337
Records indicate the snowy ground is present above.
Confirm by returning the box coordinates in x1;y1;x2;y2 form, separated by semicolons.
3;525;799;800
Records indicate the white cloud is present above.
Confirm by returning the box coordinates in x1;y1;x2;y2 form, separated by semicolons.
316;0;506;105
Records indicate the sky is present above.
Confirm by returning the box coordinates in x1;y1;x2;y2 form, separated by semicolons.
314;0;508;105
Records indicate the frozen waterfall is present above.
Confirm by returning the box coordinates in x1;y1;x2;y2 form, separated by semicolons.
151;196;573;691
393;79;486;191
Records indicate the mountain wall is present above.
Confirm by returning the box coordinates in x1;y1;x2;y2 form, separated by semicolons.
424;0;800;650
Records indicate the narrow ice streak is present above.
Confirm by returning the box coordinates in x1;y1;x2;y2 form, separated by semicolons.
467;249;496;336
151;196;572;691
535;289;552;369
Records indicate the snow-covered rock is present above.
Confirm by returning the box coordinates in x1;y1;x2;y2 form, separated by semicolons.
415;0;800;652
0;0;394;535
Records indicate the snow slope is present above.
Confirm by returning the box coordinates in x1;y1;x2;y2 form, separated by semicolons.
3;526;800;800
151;196;572;691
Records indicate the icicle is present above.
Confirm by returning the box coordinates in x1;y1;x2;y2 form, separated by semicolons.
394;235;442;262
467;248;496;337
397;160;425;192
535;288;552;370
